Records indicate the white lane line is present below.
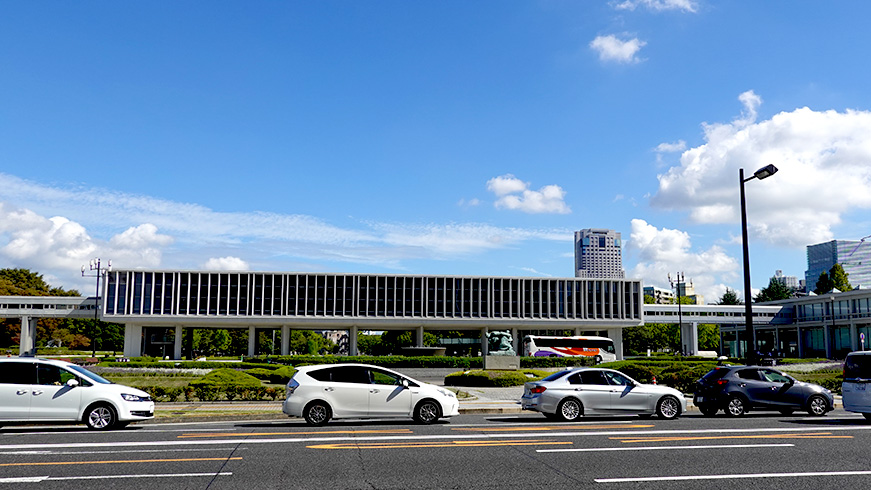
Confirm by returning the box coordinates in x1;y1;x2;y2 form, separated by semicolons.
539;443;794;453
0;425;869;451
0;448;243;456
0;473;233;484
595;470;871;483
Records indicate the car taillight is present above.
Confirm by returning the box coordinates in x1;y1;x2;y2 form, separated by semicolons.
530;386;546;394
715;379;729;386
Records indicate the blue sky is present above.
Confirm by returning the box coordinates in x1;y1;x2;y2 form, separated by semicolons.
2;1;871;300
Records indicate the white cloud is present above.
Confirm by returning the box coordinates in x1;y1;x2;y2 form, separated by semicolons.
203;256;250;271
614;0;698;13
590;35;647;64
486;174;571;214
625;219;739;301
0;175;574;289
650;91;871;247
655;140;687;153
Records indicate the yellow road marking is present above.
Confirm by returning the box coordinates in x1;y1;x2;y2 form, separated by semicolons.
0;457;242;467
308;439;574;450
613;432;853;443
179;429;413;438
452;424;654;432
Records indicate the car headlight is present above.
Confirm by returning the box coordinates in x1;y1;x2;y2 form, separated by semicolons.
121;393;148;402
438;388;456;398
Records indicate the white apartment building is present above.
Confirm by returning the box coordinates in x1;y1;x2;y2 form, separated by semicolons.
574;228;625;279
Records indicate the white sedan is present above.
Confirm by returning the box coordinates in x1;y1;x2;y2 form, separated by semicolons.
521;368;686;421
283;364;459;426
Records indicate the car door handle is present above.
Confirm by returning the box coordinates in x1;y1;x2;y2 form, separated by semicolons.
770;387;778;390
739;383;746;387
16;390;28;395
32;390;44;396
370;390;379;394
324;387;334;392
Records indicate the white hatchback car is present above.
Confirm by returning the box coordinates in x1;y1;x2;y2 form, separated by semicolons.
521;367;687;420
0;358;154;430
283;364;459;426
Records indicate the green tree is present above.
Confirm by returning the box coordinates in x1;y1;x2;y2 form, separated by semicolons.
755;277;794;303
829;263;853;292
716;288;743;305
814;271;833;295
213;329;231;355
643;294;656;304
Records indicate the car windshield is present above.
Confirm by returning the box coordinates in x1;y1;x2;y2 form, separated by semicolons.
701;367;730;381
66;364;113;384
845;354;871;380
542;370;572;382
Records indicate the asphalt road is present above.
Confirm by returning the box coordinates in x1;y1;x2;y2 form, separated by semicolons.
2;410;871;489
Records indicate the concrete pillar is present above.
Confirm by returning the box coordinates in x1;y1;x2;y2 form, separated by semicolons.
248;326;256;358
173;325;183;360
481;327;489;357
19;316;37;357
574;327;582;336
349;326;358;356
850;321;859;352
607;327;624;361
123;323;143;358
681;322;699;356
416;326;425;347
511;328;520;356
824;324;832;359
280;325;290;356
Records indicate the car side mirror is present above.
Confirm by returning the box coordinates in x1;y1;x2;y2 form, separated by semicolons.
66;379;79;388
784;377;795;385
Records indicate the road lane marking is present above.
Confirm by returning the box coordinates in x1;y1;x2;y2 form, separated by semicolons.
1;426;870;450
308;439;574;450
612;432;852;443
0;472;233;483
178;429;413;438
538;443;795;453
0;457;242;467
595;470;871;483
0;448;243;456
452;424;654;432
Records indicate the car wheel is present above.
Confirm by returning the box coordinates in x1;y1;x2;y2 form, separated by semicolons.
656;396;681;420
862;413;871;421
725;396;746;417
699;405;718;417
557;398;583;422
85;404;117;430
779;409;795;416
303;401;332;426
806;395;828;416
594;355;602;364
413;400;441;424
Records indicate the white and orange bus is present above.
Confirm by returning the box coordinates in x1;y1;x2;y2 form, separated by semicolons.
522;335;616;363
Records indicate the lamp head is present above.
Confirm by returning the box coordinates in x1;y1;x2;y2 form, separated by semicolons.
753;164;778;180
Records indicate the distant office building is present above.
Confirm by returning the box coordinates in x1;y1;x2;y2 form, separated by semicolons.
676;280;705;305
643;286;674;304
772;270;799;291
805;239;871;292
574;229;625;279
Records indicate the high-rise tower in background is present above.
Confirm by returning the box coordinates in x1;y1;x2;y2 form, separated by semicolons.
805;239;871;292
574;228;625;279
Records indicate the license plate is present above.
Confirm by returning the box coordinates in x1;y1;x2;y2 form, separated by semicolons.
696;396;704;403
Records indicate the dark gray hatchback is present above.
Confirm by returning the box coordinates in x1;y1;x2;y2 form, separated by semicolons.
694;365;833;417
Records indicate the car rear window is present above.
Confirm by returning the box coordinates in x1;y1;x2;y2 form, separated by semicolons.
701;367;730;381
542;370;572;382
844;354;871;380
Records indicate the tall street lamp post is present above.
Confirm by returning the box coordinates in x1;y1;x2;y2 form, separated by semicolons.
740;164;778;364
668;272;684;354
82;258;111;358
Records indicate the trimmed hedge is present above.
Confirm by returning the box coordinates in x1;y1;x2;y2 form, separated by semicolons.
601;360;719;393
444;369;551;387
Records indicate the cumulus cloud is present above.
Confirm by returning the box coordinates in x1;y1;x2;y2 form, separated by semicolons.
590;35;647;63
486;174;571;214
0;175;573;289
203;256;250;271
650;91;871;247
625;219;739;301
614;0;698;12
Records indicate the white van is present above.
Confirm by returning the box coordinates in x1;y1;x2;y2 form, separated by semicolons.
842;351;871;420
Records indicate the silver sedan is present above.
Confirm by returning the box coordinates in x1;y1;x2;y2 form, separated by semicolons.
521;368;686;421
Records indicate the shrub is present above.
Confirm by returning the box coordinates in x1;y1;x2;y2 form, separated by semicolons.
444;369;550;387
268;366;297;385
189;368;262;401
245;368;275;381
